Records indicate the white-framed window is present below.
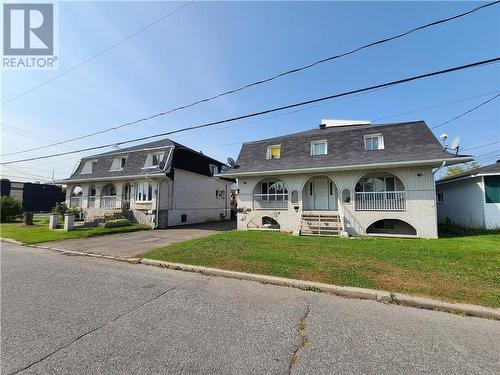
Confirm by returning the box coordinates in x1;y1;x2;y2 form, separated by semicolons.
210;164;219;177
311;140;327;156
110;156;127;171
266;144;281;160
436;192;444;203
143;152;165;168
81;159;97;174
216;189;225;199
355;176;403;192
364;134;384;150
134;181;153;202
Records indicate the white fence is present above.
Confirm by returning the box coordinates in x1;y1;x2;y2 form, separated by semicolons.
355;191;406;211
100;196;117;209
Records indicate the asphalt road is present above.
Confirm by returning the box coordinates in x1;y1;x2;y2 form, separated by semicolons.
1;243;499;374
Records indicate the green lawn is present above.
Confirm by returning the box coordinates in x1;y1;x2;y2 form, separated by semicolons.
0;221;150;244
140;231;500;307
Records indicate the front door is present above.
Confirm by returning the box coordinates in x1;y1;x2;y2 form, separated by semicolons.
313;178;329;210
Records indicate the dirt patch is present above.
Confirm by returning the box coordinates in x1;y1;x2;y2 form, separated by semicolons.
293;269;330;284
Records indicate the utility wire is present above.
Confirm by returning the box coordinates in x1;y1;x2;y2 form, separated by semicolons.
462;140;500;151
431;92;500;129
1;56;499;166
0;1;194;106
2;0;498;155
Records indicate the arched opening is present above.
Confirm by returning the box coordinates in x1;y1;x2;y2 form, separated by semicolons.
302;176;337;211
70;185;83;207
101;183;117;209
253;179;288;210
366;219;417;236
354;173;406;211
262;216;280;229
291;190;299;204
341;189;351;204
88;185;96;208
122;183;131;210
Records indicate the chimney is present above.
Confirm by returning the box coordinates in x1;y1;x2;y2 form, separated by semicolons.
319;119;371;129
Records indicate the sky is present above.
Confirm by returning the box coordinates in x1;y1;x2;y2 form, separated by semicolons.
1;0;499;182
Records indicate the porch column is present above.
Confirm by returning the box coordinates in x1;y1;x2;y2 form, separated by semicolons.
81;183;90;208
95;184;102;208
115;182;124;209
65;185;72;206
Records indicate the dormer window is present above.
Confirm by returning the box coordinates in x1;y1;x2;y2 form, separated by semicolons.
80;159;97;174
209;164;219;177
311;140;327;156
110;156;127;171
143;152;165;168
266;144;281;160
364;134;384;150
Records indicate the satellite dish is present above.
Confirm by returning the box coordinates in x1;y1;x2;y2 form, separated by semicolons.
221;165;229;172
439;133;448;141
227;157;236;167
450;136;460;150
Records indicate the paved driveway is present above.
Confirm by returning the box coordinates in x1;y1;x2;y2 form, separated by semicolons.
48;220;235;258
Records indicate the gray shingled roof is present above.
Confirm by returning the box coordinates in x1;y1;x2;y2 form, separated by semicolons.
437;161;500;183
61;138;224;182
220;121;471;176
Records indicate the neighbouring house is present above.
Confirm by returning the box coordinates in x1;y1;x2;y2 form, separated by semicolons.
0;179;63;212
219;120;472;238
58;139;235;228
436;161;500;229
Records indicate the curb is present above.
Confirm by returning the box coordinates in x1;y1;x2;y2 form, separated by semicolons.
3;238;499;320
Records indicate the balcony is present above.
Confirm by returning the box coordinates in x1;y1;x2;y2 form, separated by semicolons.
100;196;117;209
355;191;406;211
253;193;288;210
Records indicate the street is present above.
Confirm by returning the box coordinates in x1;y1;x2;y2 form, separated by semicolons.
1;243;499;374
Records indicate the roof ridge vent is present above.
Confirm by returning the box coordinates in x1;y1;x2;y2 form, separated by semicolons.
319;119;371;128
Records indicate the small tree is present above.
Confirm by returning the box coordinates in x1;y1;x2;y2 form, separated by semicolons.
52;202;68;215
443;162;480;179
1;196;22;222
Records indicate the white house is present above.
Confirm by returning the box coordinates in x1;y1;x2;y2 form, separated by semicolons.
59;139;234;228
436;161;500;229
219;120;472;238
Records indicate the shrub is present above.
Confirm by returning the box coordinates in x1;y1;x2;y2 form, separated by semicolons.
1;196;22;222
104;218;130;228
52;202;68;215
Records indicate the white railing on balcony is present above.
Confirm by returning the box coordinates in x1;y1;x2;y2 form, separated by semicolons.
253;193;288;210
69;197;82;208
88;196;96;208
100;195;117;209
355;191;406;211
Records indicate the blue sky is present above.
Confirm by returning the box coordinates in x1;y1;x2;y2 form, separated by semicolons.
1;1;499;182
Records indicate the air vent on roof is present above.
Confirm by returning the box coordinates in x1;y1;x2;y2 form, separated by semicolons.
319;119;371;128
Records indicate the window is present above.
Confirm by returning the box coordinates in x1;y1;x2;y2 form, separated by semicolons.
110;157;127;171
260;180;288;201
143;152;165;168
266;144;281;160
364;134;384;150
210;164;219;177
355;176;403;192
216;189;225;199
135;181;153;202
436;192;444;203
484;176;500;203
81;160;97;174
311;140;327;156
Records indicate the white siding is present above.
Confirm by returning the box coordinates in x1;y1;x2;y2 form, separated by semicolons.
436;177;485;227
237;167;438;238
167;168;232;226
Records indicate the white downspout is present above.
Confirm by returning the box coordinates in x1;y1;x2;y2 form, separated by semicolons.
433;161;447;176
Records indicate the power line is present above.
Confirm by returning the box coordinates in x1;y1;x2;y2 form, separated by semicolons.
0;1;193;106
2;56;499;165
431;92;500;129
3;1;498;155
462;140;500;151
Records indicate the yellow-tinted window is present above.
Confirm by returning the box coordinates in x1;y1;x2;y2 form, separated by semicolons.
267;145;281;160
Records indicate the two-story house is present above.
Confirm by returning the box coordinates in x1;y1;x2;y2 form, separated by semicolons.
60;139;234;228
219;120;472;238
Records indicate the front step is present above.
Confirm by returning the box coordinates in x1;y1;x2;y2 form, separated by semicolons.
300;212;343;236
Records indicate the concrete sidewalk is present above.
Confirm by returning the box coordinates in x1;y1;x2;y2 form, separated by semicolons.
47;220;235;257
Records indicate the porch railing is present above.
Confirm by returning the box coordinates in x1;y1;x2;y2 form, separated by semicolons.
88;196;96;208
69;197;82;208
355;191;406;211
253;193;288;210
100;195;117;209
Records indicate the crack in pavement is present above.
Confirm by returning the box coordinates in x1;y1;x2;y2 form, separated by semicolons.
288;303;310;375
8;285;181;375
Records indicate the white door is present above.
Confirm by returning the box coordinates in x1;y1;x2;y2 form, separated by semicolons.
313;178;329;210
